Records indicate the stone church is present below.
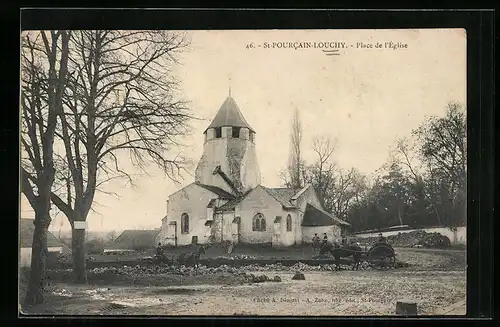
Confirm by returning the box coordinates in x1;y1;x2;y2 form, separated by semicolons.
156;94;350;247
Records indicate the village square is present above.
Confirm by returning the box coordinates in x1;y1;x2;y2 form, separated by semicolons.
19;29;467;316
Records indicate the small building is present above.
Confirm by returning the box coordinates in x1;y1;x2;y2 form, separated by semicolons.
19;218;70;268
156;94;350;247
105;229;160;253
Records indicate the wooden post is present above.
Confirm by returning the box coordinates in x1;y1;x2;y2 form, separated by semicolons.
396;302;418;316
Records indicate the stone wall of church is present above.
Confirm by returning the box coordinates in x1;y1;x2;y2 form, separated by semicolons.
236;186;286;244
158;183;216;246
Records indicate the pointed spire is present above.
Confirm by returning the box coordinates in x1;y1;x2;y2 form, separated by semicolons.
204;95;255;133
228;76;232;97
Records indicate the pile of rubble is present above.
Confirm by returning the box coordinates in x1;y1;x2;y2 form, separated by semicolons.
213;254;259;260
56;253;96;265
353;231;452;248
83;261;375;278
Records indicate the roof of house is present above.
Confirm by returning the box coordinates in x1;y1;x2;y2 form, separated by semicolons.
302;203;351;227
204;96;255;133
107;229;160;249
196;182;236;199
19;218;69;249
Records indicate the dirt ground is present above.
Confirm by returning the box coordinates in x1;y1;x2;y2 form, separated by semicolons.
20;247;466;316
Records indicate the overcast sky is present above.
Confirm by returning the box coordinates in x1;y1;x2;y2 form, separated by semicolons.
20;29;466;233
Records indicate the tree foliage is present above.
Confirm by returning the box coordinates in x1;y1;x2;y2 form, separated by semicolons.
283;102;467;233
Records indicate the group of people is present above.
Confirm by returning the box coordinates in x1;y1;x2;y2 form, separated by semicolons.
157;233;388;260
311;232;387;255
311;233;349;254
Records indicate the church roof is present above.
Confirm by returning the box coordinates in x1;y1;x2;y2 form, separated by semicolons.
215;189;253;212
204;96;255;133
216;186;298;212
264;187;299;209
196;182;236;199
302;203;350;227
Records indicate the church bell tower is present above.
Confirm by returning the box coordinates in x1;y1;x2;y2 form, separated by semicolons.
195;91;261;194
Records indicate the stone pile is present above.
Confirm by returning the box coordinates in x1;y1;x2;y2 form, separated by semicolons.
213;254;259;260
420;233;452;248
353;230;451;249
246;274;283;283
80;261;375;278
292;272;305;280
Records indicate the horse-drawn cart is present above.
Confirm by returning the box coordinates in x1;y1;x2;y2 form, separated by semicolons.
318;242;398;270
362;242;397;270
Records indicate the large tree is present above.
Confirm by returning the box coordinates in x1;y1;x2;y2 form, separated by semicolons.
394;102;466;229
281;109;305;189
20;31;71;305
414;102;466;228
303;136;337;207
46;30;193;283
302;136;368;221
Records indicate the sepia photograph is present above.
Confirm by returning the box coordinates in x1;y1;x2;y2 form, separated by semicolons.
19;28;466;316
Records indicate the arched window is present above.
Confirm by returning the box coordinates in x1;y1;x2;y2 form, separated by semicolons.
286;215;292;231
254;218;260;231
181;213;189;234
252;213;266;232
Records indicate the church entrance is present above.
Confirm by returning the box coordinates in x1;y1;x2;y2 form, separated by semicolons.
272;216;282;247
166;221;177;246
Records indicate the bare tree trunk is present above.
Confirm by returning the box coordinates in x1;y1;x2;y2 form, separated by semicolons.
71;228;87;283
24;214;50;306
397;202;403;226
21;30;70;306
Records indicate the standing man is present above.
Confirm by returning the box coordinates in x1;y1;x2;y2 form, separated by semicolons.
378;233;387;243
156;242;165;264
323;233;328;246
312;233;320;256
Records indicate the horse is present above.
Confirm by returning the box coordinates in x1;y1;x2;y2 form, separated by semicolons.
319;242;364;270
177;245;207;269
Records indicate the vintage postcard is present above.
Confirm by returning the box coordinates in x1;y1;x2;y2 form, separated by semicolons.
20;28;466;316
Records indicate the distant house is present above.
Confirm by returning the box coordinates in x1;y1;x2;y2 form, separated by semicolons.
105;229;160;254
19;218;71;268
